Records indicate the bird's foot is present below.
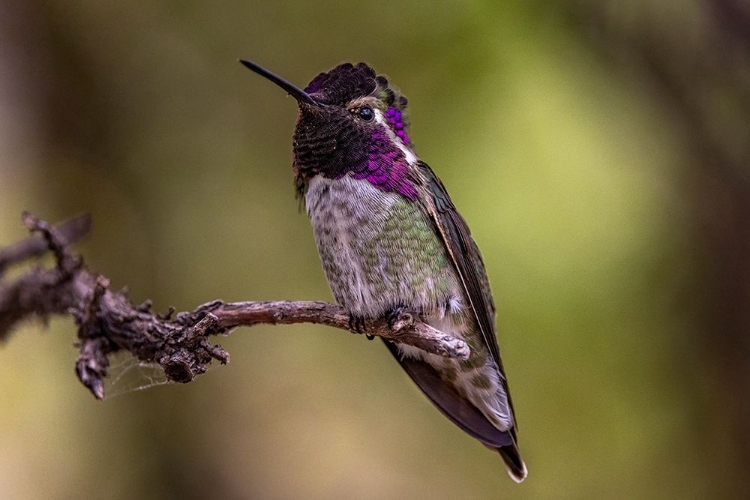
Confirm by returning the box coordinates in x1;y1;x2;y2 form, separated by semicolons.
348;314;367;334
385;305;412;331
348;314;376;340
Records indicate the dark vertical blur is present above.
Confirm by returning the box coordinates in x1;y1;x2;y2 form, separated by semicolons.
569;1;750;495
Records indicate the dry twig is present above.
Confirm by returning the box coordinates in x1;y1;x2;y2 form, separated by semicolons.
0;213;470;399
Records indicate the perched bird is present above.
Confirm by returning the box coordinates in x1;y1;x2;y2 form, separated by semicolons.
241;60;527;482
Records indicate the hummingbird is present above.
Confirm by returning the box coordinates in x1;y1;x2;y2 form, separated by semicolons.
240;59;527;482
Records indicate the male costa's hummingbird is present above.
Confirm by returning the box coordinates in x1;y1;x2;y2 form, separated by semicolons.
240;60;527;482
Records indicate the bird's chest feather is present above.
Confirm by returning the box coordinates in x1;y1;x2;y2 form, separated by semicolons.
305;175;459;317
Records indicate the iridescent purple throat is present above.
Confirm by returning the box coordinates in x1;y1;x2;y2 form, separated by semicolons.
347;128;418;200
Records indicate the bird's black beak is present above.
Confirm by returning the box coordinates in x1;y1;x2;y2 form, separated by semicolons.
239;59;318;107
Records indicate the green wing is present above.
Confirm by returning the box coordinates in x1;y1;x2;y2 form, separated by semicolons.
389;162;526;481
416;161;502;370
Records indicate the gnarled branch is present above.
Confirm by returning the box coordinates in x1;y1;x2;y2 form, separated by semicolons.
0;213;470;399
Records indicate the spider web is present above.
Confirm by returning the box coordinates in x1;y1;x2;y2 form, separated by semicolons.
103;351;172;399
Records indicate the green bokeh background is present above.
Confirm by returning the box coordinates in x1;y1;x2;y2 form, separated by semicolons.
1;1;747;498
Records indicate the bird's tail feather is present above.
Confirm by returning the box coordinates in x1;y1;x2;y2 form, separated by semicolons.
498;444;527;483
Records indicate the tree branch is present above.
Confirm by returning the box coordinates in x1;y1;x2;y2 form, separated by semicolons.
0;213;91;275
0;213;470;399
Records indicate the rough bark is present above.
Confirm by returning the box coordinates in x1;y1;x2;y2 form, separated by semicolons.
0;213;469;400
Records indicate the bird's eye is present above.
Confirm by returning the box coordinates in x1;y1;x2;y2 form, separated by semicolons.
358;106;374;121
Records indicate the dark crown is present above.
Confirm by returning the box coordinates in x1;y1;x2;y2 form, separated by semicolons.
304;62;407;110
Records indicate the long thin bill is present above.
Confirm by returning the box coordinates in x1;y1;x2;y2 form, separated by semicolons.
239;59;318;106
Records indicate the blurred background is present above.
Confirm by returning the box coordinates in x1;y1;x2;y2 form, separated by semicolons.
1;0;749;498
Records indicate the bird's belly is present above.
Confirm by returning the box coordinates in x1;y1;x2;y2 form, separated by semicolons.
305;175;460;318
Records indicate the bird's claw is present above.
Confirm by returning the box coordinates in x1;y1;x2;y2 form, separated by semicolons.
348;314;367;334
386;305;410;331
